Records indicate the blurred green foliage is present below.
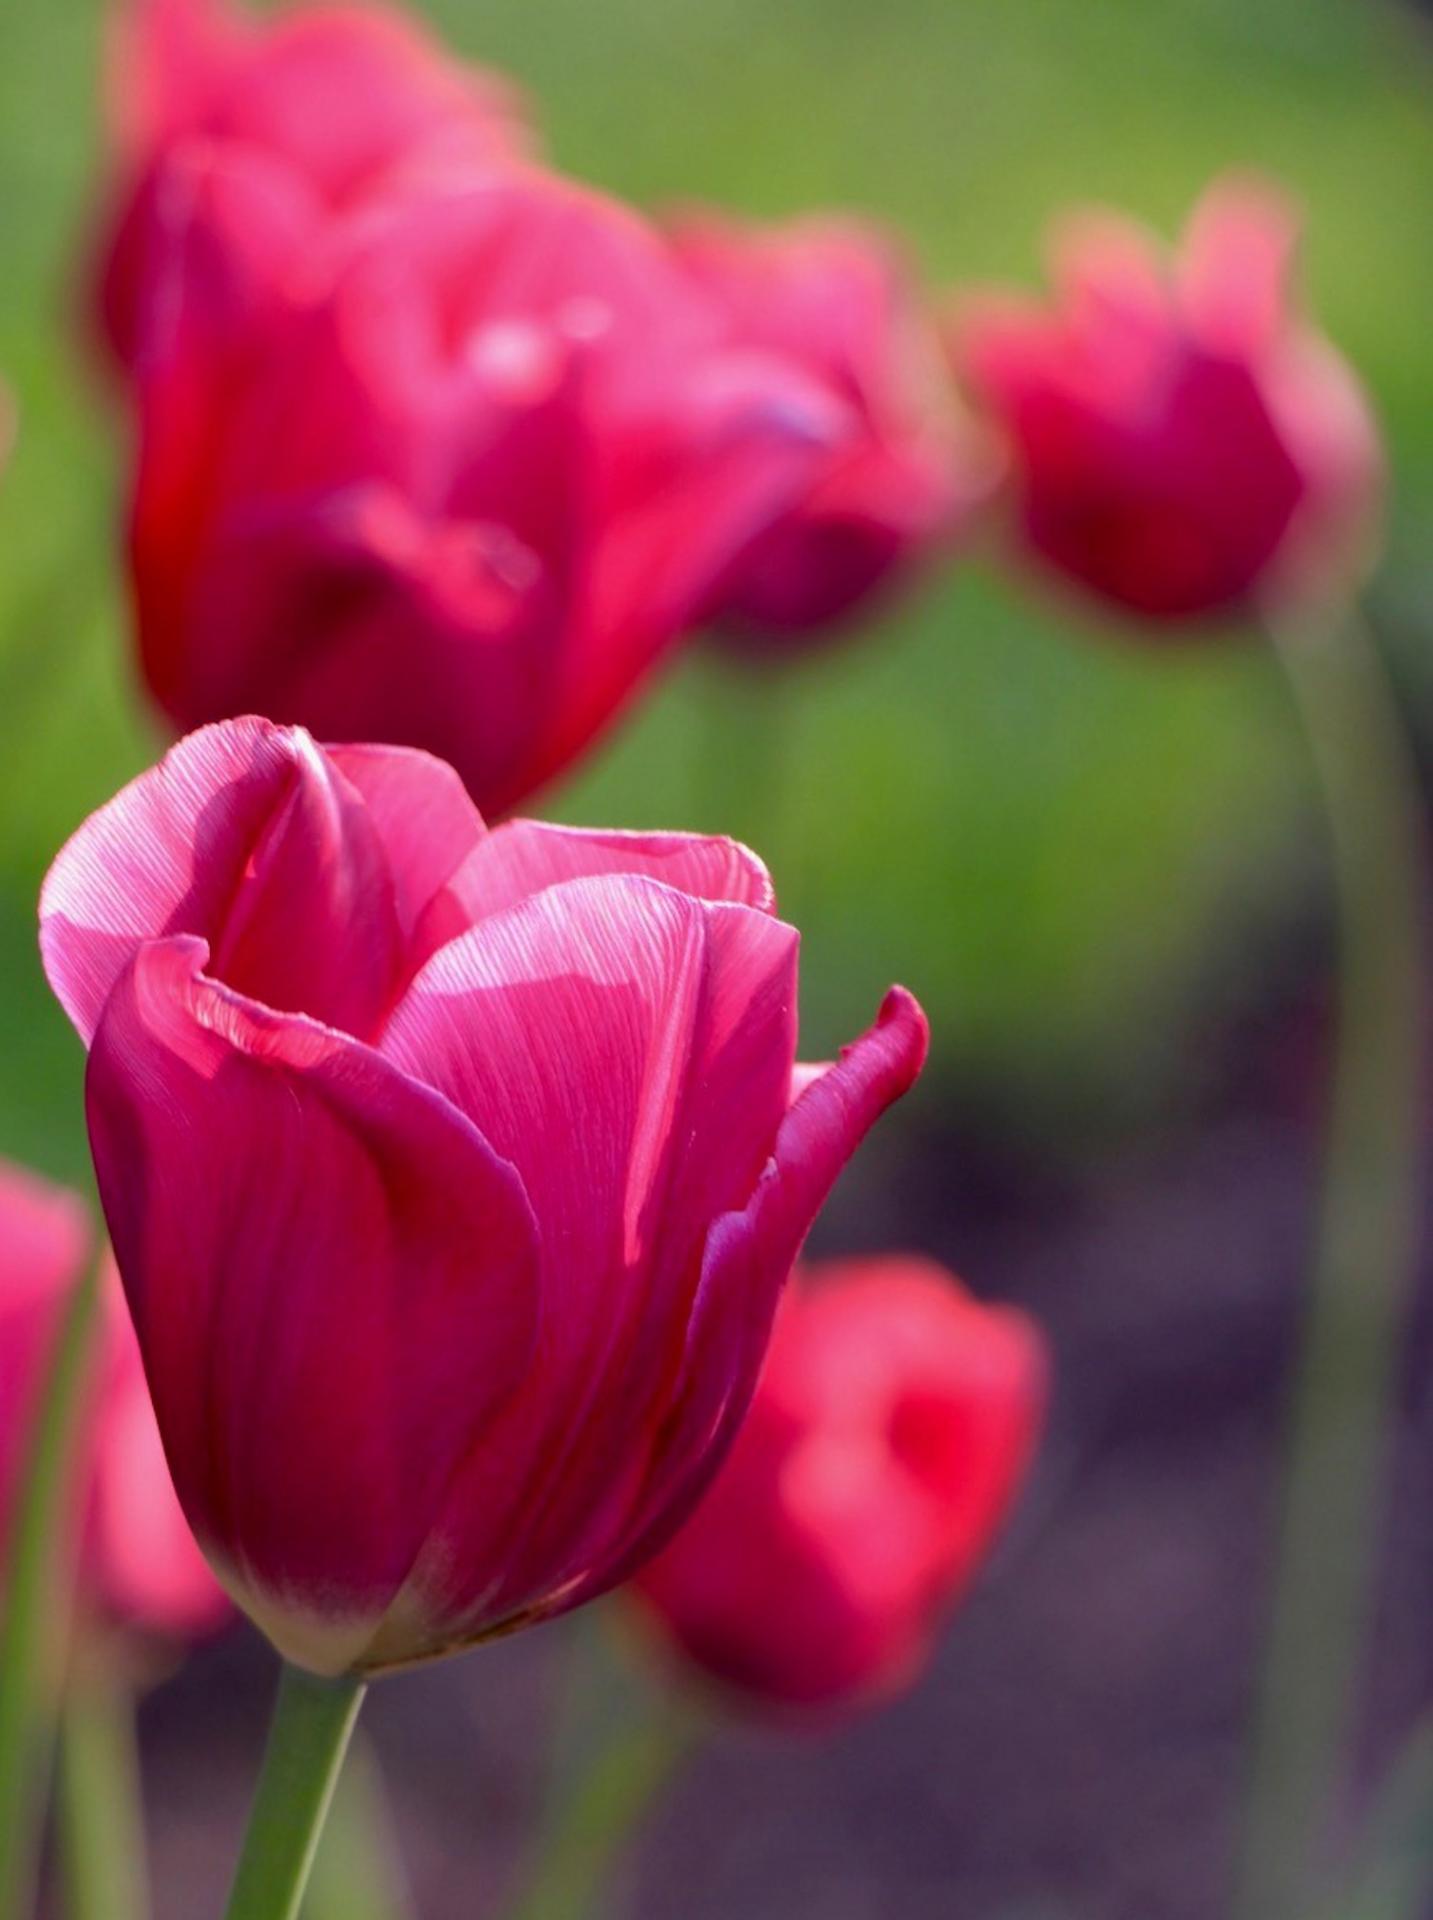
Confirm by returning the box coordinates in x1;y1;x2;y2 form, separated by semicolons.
0;0;1429;1185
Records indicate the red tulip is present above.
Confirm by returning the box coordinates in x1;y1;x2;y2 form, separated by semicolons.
39;717;928;1676
121;166;842;816
0;1159;225;1637
670;210;980;645
949;176;1382;625
630;1256;1045;1710
97;0;530;375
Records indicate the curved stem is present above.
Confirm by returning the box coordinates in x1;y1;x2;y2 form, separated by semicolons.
1233;607;1426;1920
59;1664;149;1920
223;1663;366;1920
0;1258;101;1920
510;1644;693;1920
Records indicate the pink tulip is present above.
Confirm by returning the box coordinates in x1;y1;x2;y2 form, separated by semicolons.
949;176;1382;625
0;1159;225;1637
97;0;530;375
670;210;981;645
630;1256;1045;1710
39;717;928;1676
120;165;842;816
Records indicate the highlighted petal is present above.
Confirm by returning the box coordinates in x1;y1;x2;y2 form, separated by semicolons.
86;936;539;1672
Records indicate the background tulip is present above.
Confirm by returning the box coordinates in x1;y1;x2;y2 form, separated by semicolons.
671;210;980;646
0;1158;223;1637
97;0;531;377
39;717;929;1678
629;1256;1045;1709
949;175;1383;626
119;169;843;816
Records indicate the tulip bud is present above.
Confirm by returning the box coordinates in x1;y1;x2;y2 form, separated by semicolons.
629;1257;1045;1710
671;210;987;647
117;167;843;816
39;718;928;1676
949;175;1382;627
0;1159;225;1637
96;0;532;375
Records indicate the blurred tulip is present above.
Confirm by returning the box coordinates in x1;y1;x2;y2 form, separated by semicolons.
0;1159;224;1638
949;175;1382;625
39;716;929;1677
120;166;844;815
630;1256;1045;1710
96;0;530;375
671;210;982;646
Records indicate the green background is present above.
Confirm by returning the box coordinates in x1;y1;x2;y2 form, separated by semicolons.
1;0;1429;1184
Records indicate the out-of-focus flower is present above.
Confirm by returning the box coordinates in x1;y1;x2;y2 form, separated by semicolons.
671;210;983;646
39;717;928;1677
948;176;1382;626
0;1158;225;1638
121;167;843;816
97;0;531;375
630;1256;1046;1710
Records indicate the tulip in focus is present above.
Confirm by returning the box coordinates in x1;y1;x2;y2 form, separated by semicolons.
121;166;844;816
96;0;531;376
949;175;1382;625
672;210;981;645
39;717;928;1677
630;1257;1045;1710
0;1158;224;1638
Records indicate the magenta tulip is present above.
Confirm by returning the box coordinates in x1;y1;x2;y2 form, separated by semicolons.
631;1256;1045;1710
39;718;928;1676
120;166;840;816
949;176;1382;625
97;0;530;376
0;1159;224;1637
670;209;980;645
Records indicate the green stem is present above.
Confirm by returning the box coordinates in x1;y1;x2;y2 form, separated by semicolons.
0;1259;102;1920
509;1686;692;1920
303;1729;413;1920
58;1665;149;1920
223;1663;366;1920
1233;608;1426;1920
1325;1716;1433;1920
692;652;798;889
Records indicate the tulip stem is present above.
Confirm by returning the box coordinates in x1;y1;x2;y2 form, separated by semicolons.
58;1664;150;1920
0;1257;101;1920
509;1648;694;1920
223;1663;367;1920
1234;605;1426;1920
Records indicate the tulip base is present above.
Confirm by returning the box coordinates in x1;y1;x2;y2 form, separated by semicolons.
223;1663;367;1920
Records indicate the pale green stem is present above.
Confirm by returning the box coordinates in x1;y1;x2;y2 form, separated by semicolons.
1325;1716;1433;1920
0;1259;102;1920
304;1728;413;1920
1233;607;1426;1920
223;1663;366;1920
58;1665;149;1920
692;652;798;888
509;1664;693;1920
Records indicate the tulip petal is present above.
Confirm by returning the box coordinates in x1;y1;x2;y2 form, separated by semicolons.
596;984;929;1593
370;876;799;1645
1179;175;1300;359
40;718;421;1043
86;935;540;1673
42;716;295;1044
0;1164;92;1522
454;820;775;922
315;739;490;993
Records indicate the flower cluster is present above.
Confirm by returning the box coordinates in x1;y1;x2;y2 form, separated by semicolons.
0;0;1402;1911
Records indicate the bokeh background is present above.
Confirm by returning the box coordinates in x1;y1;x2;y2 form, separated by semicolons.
2;0;1431;1915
